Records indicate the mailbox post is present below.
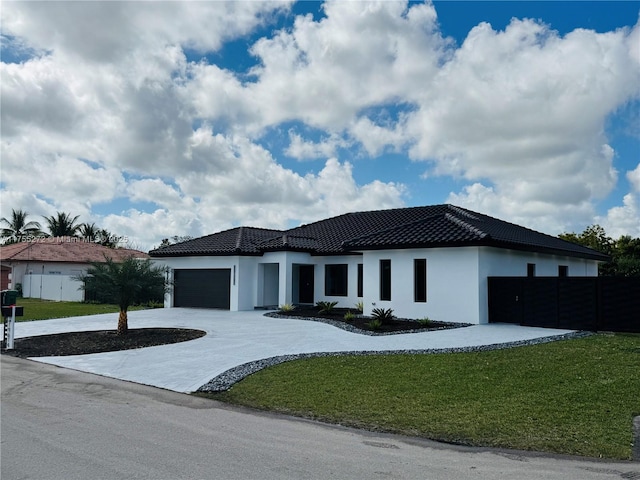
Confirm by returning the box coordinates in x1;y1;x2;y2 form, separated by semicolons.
2;290;23;350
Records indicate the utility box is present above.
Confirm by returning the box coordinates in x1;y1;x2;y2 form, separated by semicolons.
1;290;18;306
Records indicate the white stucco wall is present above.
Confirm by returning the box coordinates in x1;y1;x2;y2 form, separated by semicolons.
8;262;87;289
359;246;601;325
361;248;481;324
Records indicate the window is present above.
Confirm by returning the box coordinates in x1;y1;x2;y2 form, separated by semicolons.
380;259;391;301
527;263;536;277
357;263;363;298
325;264;348;296
558;265;568;277
414;259;427;302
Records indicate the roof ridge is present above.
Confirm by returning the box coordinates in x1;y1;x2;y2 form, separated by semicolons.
235;226;244;251
444;212;488;239
447;205;481;221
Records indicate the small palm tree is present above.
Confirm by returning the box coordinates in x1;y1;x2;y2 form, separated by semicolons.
78;257;168;334
43;212;81;237
0;209;42;243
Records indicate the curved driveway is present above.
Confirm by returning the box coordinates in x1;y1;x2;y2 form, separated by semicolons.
15;308;576;393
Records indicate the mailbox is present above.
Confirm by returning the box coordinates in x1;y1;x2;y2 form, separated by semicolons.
1;290;18;307
2;290;22;349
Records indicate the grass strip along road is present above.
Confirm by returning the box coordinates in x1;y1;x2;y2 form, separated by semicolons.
9;298;151;321
206;333;640;460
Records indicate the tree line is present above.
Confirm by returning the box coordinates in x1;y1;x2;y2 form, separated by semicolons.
559;225;640;277
0;209;121;248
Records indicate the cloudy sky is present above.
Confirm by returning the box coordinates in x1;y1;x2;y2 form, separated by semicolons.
1;1;639;251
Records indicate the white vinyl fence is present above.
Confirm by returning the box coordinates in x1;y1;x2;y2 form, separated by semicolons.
22;274;84;302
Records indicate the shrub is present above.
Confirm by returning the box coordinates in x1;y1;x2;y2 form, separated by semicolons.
355;301;364;313
316;301;338;313
344;310;356;322
366;318;383;330
417;317;432;327
371;307;394;324
144;300;165;309
279;303;296;313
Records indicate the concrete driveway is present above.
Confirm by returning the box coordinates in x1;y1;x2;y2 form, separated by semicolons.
13;308;578;393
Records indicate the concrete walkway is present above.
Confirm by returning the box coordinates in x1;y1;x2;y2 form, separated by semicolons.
13;309;577;393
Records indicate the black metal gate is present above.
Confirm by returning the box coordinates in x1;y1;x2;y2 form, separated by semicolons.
488;277;640;332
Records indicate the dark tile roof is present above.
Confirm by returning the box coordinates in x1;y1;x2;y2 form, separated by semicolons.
148;227;284;256
148;205;609;261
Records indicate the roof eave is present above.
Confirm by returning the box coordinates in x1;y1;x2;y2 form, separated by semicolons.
149;250;264;258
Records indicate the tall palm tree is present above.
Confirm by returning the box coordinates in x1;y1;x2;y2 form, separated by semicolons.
79;223;99;242
0;209;42;243
43;212;82;237
78;257;168;334
97;228;117;248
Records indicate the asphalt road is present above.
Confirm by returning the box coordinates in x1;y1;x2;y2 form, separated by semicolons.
2;356;638;480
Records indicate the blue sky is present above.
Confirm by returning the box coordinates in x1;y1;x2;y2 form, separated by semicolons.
1;1;639;250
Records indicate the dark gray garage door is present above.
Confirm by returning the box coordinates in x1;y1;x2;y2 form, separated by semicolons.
173;269;231;309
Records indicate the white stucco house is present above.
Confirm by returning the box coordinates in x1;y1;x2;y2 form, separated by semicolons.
0;238;148;301
149;204;608;324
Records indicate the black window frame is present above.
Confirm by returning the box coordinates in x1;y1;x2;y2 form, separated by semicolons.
357;263;363;298
380;259;391;301
414;258;427;303
558;265;568;277
325;264;348;297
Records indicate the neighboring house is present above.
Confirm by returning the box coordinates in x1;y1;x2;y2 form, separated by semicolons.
149;204;608;324
0;237;148;301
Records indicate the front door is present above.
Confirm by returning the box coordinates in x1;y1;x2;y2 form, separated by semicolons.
298;265;314;304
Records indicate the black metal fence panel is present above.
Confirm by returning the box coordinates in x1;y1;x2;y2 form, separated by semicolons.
488;277;640;332
558;278;598;331
599;277;640;333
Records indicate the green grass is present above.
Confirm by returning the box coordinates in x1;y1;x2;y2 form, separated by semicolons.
207;334;640;460
10;298;150;321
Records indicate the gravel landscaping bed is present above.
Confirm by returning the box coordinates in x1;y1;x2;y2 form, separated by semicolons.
266;307;471;336
197;330;593;393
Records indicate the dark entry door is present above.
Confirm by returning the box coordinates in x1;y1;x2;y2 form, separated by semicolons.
298;265;314;304
173;269;231;309
488;277;523;324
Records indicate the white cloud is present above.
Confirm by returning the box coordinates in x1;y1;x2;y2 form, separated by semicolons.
186;0;447;134
447;182;596;235
597;164;640;238
598;194;640;238
628;163;640;192
285;131;349;160
0;1;293;63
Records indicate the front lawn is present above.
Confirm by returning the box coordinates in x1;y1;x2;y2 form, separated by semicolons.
206;333;640;460
8;298;153;322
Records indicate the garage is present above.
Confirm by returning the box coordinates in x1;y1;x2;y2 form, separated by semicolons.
173;269;231;309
